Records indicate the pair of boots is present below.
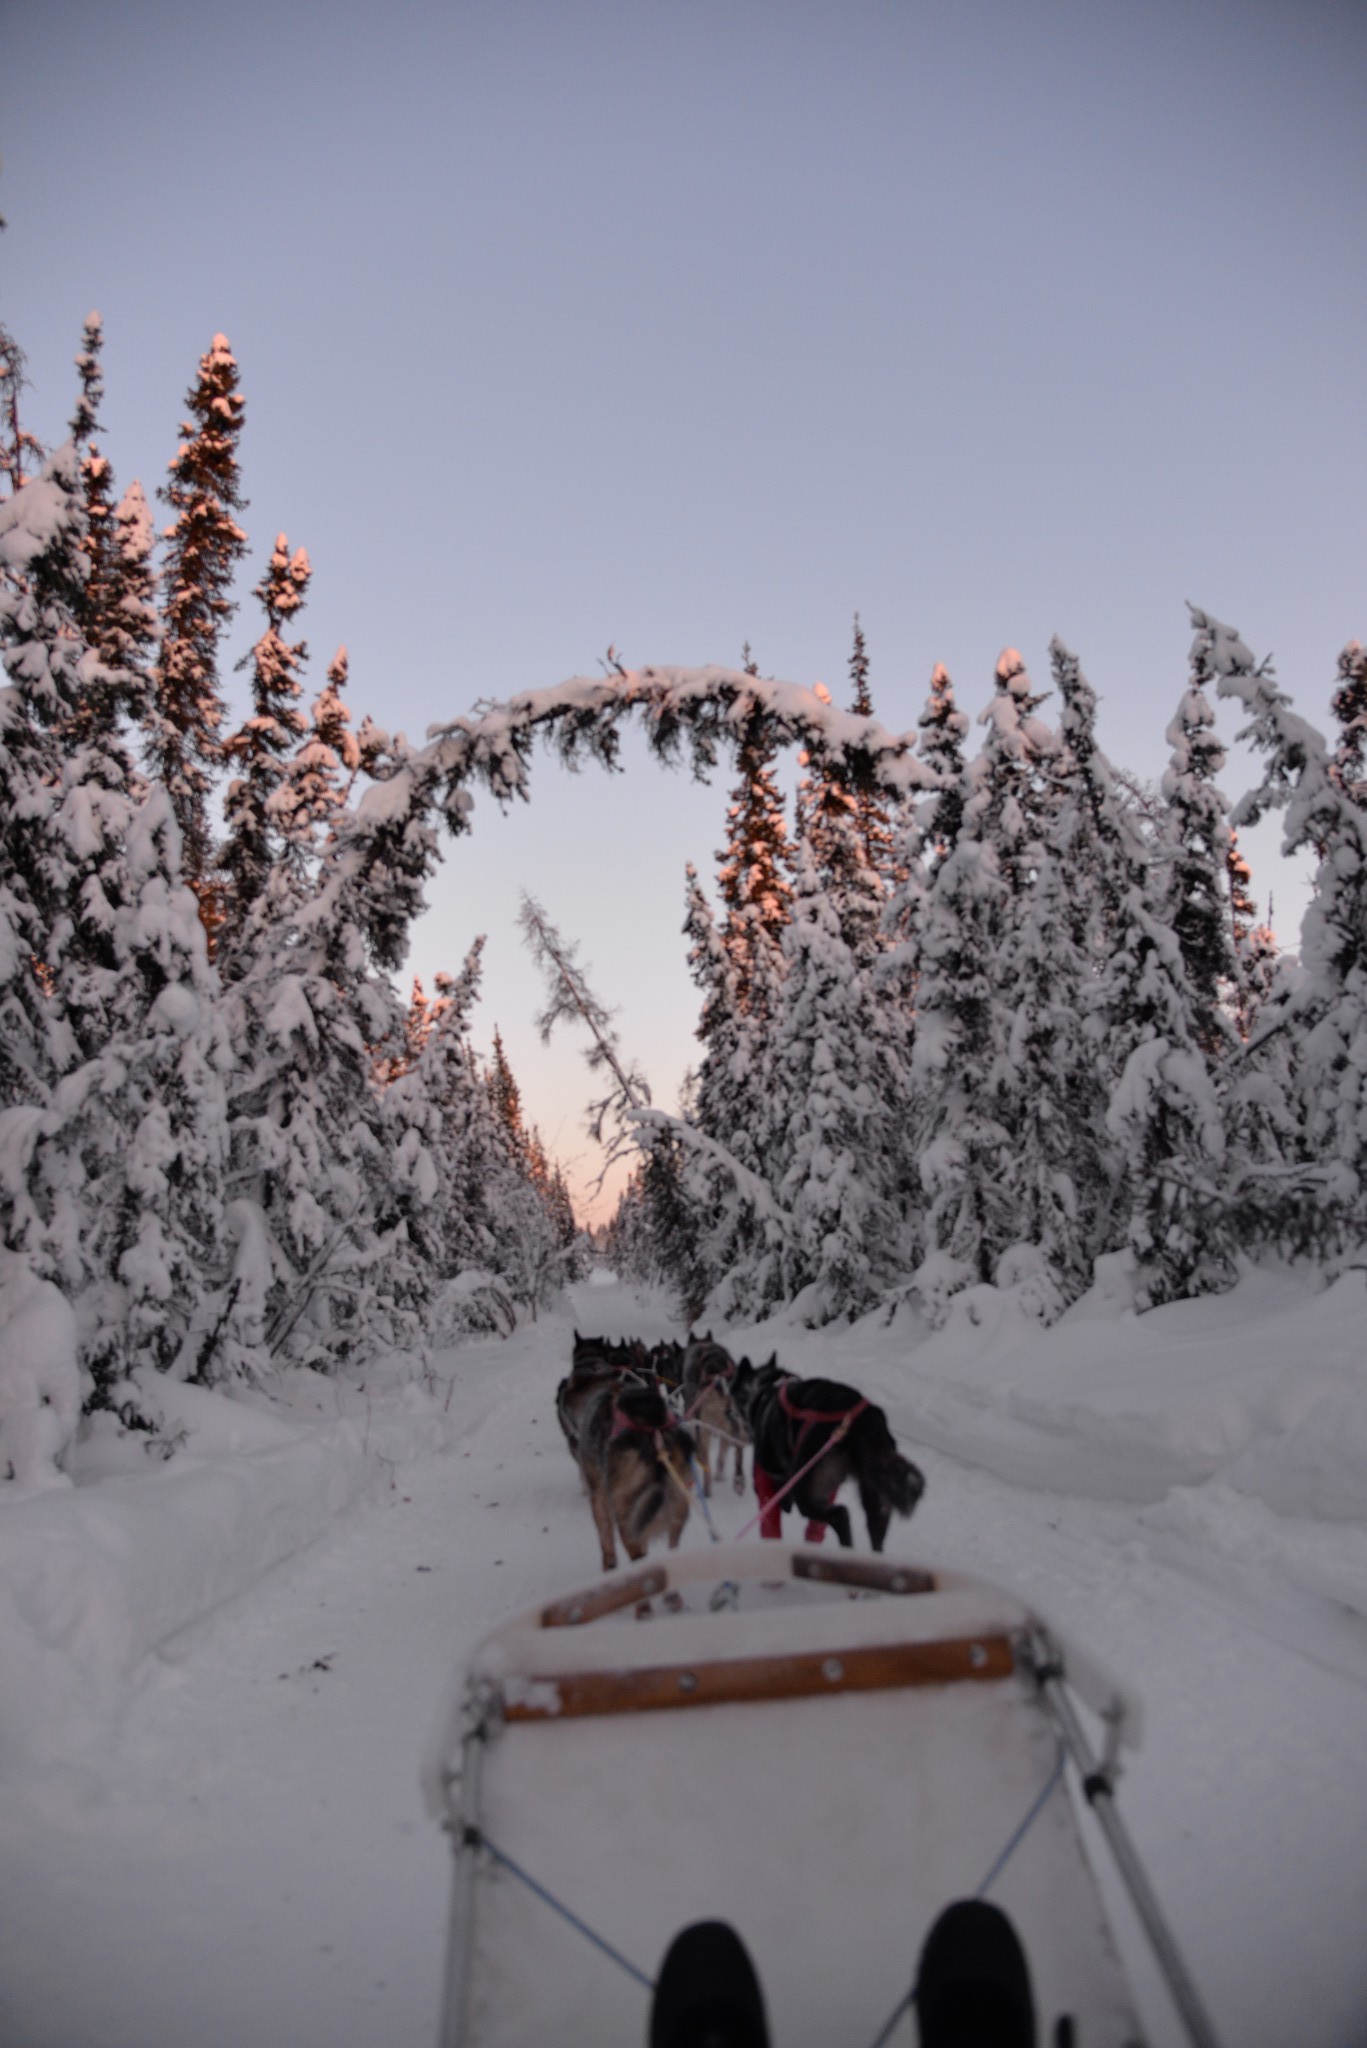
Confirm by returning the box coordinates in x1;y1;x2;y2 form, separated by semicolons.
649;1900;1038;2048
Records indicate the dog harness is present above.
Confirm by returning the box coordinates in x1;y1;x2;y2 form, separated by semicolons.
775;1378;869;1463
608;1401;671;1446
743;1379;871;1544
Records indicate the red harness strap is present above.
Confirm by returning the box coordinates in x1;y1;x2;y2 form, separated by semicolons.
776;1380;869;1467
777;1381;869;1430
609;1404;663;1443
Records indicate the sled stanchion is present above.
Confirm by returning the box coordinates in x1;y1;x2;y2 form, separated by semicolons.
1028;1634;1225;2048
437;1706;489;2048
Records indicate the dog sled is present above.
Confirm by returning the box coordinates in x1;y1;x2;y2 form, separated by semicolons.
425;1543;1223;2048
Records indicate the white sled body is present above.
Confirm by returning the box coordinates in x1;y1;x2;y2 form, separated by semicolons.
426;1543;1149;2048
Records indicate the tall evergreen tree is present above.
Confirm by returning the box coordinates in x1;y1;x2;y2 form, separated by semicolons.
284;646;366;842
1204;609;1367;1232
149;333;248;889
915;664;970;879
1330;640;1367;803
1;433;229;1397
771;838;897;1320
487;1027;526;1158
714;645;793;1018
0;443;87;1107
39;786;231;1397
218;534;311;966
846;614;897;885
0;321;45;494
1159;649;1238;1058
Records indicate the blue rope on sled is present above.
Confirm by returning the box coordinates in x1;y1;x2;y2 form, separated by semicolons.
468;1736;1068;2040
864;1738;1069;2048
470;1828;657;1991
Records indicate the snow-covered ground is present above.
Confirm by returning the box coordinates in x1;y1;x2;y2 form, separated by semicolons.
3;1265;1367;2048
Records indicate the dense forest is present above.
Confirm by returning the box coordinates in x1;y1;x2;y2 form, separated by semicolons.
2;310;1365;1482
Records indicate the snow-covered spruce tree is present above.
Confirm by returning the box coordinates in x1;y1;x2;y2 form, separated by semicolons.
1158;648;1239;1060
905;804;1015;1310
149;333;248;895
676;867;775;1313
878;663;969;1257
907;651;1057;1311
216;729;449;1374
715;646;794;1003
1330;639;1367;802
1203;609;1367;1241
846;614;898;887
769;836;897;1321
65;314;158;745
282;646;369;844
989;647;1128;1309
0;442;92;1108
0;436;229;1404
382;945;541;1337
0;319;45;494
973;648;1055;899
915;663;969;879
217;534;311;971
38;785;231;1398
795;716;885;969
638;1126;709;1320
487;1026;525;1154
1036;636;1227;1309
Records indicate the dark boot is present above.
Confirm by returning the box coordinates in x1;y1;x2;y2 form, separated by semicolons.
649;1920;770;2048
915;1899;1036;2048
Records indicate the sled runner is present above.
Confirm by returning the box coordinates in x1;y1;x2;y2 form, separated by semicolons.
425;1544;1222;2048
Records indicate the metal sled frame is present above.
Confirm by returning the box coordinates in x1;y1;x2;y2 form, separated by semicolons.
428;1543;1222;2048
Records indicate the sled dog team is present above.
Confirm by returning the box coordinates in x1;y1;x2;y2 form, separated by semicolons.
555;1331;926;1573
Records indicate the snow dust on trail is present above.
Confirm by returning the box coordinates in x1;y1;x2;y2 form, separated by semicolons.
5;1274;1367;2048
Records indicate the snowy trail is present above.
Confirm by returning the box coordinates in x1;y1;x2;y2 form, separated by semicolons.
5;1278;1367;2048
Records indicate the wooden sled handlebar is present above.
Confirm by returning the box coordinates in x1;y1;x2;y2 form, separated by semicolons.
504;1632;1017;1720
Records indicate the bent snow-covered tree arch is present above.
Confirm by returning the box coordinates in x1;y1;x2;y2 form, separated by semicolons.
324;663;941;975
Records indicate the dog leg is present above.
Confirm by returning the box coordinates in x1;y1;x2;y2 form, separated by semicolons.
586;1479;618;1572
753;1464;784;1541
801;1495;854;1548
863;1496;892;1553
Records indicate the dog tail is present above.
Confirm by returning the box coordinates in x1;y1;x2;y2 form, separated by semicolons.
855;1407;926;1520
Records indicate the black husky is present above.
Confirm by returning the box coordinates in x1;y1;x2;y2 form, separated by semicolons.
730;1357;925;1551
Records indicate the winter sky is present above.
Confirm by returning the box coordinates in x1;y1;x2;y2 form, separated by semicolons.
4;0;1365;1218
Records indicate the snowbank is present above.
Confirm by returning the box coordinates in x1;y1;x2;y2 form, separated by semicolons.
0;1366;452;1781
840;1266;1367;1517
725;1264;1367;1623
0;1252;82;1492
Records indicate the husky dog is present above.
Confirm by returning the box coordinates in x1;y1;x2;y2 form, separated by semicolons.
730;1357;925;1551
645;1340;686;1393
556;1333;652;1459
680;1335;749;1497
575;1378;695;1572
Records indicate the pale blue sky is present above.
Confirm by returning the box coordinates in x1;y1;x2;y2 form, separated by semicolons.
4;0;1364;1215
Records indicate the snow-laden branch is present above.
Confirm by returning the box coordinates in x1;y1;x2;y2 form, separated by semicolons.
421;662;937;825
623;1103;788;1228
517;891;650;1147
302;663;941;993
